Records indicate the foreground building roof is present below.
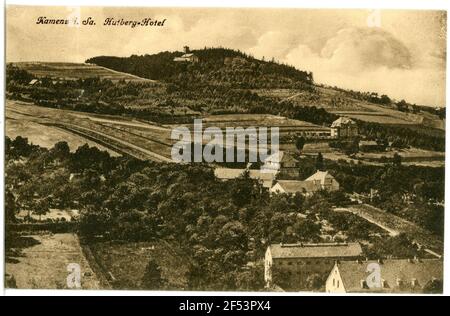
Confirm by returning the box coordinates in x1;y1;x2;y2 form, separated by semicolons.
333;259;443;293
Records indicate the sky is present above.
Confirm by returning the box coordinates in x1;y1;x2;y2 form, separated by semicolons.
6;6;447;106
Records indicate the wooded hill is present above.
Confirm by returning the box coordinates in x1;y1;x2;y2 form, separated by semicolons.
86;48;314;90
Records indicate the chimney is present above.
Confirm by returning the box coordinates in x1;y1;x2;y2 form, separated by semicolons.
411;278;418;287
377;258;383;264
396;277;402;287
360;280;367;289
381;279;387;288
184;46;190;54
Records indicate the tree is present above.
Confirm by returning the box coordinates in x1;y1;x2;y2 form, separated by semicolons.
396;99;408;112
6;64;34;84
366;234;418;259
141;259;164;289
79;207;112;238
51;141;70;161
393;153;402;167
315;152;324;171
379;94;391;105
423;279;443;294
295;136;306;152
305;273;324;291
234;263;265;291
5;189;18;223
11;136;32;157
294;218;321;242
31;198;50;221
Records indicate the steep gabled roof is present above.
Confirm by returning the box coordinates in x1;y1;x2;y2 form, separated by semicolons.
214;168;276;187
273;180;320;194
264;151;284;164
337;259;443;293
331;117;356;128
305;171;335;184
269;242;363;259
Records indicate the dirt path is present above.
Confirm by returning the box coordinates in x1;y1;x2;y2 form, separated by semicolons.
334;204;443;255
89;63;158;83
60;123;173;162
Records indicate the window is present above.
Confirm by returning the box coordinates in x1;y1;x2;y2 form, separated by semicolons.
337;280;340;288
333;279;335;286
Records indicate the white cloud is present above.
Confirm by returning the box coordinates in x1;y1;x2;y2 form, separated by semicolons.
283;27;445;106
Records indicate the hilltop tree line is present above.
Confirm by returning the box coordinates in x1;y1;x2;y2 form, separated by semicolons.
86;48;314;89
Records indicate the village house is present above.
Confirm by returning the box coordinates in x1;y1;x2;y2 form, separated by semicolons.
270;170;339;195
214;151;299;187
214;168;277;188
173;46;199;63
270;180;320;196
304;170;340;191
331;117;358;138
326;259;443;293
28;79;41;85
265;242;363;290
262;151;299;178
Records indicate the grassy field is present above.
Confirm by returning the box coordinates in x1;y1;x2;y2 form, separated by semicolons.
12;62;153;82
173;113;332;143
6;100;336;162
6;233;101;289
6;111;119;156
87;240;192;290
346;204;443;254
253;86;444;129
6;100;172;161
357;148;445;162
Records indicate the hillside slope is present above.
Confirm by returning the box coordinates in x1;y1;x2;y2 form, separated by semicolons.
12;62;153;82
6;48;445;151
86;48;444;129
86;48;314;90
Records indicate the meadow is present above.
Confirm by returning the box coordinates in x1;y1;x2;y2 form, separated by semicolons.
12;62;153;82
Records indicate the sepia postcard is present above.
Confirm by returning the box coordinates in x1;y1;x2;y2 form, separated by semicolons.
3;4;447;295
